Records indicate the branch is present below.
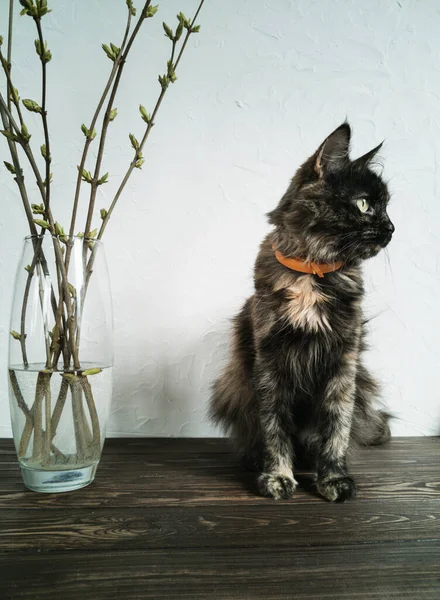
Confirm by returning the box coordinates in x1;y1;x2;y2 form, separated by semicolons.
0;48;25;127
69;3;135;243
79;374;101;453
98;0;205;239
9;370;64;459
34;16;51;218
84;0;151;237
0;91;47;205
0;99;36;234
7;0;14;115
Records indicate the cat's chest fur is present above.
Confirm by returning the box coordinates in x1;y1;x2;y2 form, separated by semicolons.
281;275;331;332
275;270;362;335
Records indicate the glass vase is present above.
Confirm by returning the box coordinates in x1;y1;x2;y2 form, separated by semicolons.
8;234;113;493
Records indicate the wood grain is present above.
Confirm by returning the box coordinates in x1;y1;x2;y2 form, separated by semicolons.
2;543;440;599
0;437;439;599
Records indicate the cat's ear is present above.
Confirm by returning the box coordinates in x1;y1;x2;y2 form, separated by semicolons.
352;142;383;169
315;122;351;178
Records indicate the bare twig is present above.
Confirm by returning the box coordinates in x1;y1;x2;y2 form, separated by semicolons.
69;3;134;243
0;50;25;127
7;0;13;115
19;238;52;369
9;370;64;458
42;373;52;465
79;374;101;454
34;17;51;217
84;0;151;237
30;371;44;462
0;92;47;204
49;376;68;440
98;0;205;239
70;376;88;461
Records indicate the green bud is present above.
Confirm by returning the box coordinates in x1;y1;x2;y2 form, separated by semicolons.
129;133;139;150
44;172;53;185
81;124;96;140
0;130;19;142
110;43;120;57
191;25;201;33
40;0;51;17
3;161;16;174
10;330;21;341
19;0;39;17
34;39;52;62
109;108;118;121
88;241;95;251
126;0;136;16
88;228;97;239
135;158;145;169
22;98;42;114
68;283;76;298
32;203;45;214
33;219;51;230
100;208;108;219
163;22;174;40
62;373;77;381
178;12;191;29
9;87;20;104
78;166;93;183
24;264;32;273
21;123;31;142
40;144;47;159
82;367;102;376
54;222;64;237
175;20;184;41
167;60;177;83
139;104;151;124
97;172;109;185
77;232;84;238
0;36;3;46
144;4;158;18
102;43;115;62
158;74;169;90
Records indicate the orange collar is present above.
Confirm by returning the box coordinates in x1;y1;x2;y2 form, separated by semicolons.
273;247;344;278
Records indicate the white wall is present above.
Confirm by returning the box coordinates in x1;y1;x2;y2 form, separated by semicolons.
1;0;440;438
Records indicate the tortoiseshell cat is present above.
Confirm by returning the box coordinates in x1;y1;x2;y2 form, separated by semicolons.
210;123;393;502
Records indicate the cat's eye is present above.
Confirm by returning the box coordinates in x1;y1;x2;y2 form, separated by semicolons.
356;198;369;214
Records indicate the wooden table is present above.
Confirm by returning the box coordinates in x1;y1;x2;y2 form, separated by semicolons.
1;437;440;599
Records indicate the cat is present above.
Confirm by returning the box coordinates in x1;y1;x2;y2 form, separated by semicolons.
210;122;394;502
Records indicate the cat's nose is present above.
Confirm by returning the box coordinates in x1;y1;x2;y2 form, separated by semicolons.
385;220;395;234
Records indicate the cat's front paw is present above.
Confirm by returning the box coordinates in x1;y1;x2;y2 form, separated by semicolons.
317;476;356;502
258;472;297;500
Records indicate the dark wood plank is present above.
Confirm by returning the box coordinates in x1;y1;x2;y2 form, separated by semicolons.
1;500;440;552
0;437;439;599
2;543;440;599
0;437;439;509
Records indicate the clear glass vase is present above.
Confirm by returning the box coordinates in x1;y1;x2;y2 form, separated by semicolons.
8;234;113;492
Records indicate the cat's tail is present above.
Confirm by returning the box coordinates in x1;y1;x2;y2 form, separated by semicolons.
209;299;260;457
351;364;392;446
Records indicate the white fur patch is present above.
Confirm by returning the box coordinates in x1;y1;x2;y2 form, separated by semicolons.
281;275;330;332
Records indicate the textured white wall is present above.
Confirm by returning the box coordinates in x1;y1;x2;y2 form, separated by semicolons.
1;0;440;438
